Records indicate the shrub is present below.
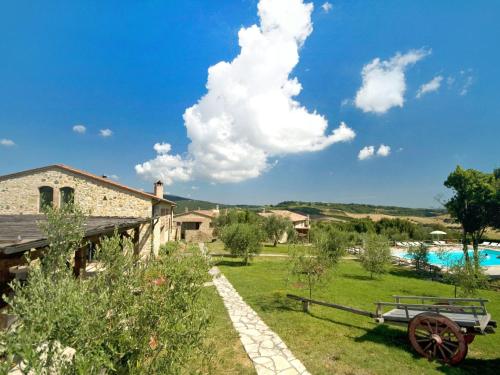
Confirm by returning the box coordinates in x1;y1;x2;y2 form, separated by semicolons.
359;233;391;278
220;223;262;265
0;205;210;374
159;241;181;256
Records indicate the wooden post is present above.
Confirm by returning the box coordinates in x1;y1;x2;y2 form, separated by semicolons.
133;226;140;256
302;300;310;313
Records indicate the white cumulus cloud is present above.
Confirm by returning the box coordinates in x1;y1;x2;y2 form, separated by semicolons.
99;129;113;137
358;144;391;160
72;125;86;134
321;2;333;13
136;0;355;185
355;48;430;114
153;142;172;154
416;75;443;98
376;144;391;157
0;138;15;147
358;146;375;160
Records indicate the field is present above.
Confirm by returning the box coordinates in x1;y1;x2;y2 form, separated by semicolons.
217;257;500;375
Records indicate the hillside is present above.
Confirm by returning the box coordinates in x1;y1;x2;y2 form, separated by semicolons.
166;195;446;218
165;195;259;214
273;201;446;219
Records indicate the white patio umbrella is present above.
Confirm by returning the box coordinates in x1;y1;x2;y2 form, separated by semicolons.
430;230;447;240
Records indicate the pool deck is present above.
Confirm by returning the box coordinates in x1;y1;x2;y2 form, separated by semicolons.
391;246;500;278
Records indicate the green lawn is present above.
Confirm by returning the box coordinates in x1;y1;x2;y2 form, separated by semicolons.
191;287;255;374
217;258;500;375
206;240;304;255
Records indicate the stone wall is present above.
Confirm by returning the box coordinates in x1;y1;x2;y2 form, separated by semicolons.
0;167;176;261
174;213;214;242
0;168;152;217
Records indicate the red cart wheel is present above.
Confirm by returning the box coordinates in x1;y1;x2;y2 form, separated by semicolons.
408;312;468;365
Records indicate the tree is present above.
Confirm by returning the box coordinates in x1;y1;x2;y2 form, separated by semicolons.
212;209;262;237
444;166;499;273
289;228;349;299
263;214;293;246
407;243;429;272
359;233;391;278
220;223;263;265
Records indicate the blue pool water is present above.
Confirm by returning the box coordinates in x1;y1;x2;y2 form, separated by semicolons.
402;249;500;267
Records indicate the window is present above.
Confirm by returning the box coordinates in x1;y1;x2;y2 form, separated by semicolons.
39;186;54;212
60;187;75;206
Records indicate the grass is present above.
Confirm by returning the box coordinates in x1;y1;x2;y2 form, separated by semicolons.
206;240;304;255
192;287;255;374
217;257;500;375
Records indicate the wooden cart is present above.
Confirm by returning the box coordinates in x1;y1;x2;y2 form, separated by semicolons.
287;294;496;365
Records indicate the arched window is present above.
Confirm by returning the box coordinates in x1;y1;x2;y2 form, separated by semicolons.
60;187;75;206
39;186;54;212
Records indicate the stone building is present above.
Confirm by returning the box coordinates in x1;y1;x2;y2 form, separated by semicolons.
173;208;219;242
0;164;175;285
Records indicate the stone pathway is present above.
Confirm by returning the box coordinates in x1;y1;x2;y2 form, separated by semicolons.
210;266;310;375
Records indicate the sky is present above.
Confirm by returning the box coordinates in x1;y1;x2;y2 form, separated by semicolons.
1;0;499;208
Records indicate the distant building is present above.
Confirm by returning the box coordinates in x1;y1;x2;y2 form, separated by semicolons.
0;164;175;284
174;207;219;242
258;209;310;242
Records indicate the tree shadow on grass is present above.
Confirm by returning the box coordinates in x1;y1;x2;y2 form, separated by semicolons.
214;259;248;267
341;274;377;281
257;293;302;313
389;267;441;282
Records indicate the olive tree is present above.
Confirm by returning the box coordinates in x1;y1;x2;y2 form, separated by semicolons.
263;214;293;246
359;233;391;278
220;223;263;265
407;243;429;272
289;227;350;299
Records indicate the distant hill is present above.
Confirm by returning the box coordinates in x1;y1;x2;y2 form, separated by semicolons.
165;195;446;218
165;194;259;214
274;201;445;219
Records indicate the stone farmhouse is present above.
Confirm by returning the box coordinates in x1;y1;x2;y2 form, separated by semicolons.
0;164;175;285
258;209;310;242
173;207;219;242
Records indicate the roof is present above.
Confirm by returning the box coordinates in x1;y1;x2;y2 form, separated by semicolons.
174;209;217;220
0;215;149;254
0;164;175;206
258;209;308;222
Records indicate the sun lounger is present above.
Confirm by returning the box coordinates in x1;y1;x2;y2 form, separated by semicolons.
396;242;404;247
490;242;499;247
480;242;491;246
433;241;441;246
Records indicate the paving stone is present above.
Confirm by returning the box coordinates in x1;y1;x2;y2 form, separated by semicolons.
209;264;310;375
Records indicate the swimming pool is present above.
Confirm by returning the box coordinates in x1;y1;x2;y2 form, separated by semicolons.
402;248;500;267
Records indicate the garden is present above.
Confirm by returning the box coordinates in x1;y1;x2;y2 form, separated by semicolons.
217;256;500;374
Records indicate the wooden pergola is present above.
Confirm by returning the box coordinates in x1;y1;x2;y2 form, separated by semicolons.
0;215;149;284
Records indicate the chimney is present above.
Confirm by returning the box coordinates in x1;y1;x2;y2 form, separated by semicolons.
154;180;164;198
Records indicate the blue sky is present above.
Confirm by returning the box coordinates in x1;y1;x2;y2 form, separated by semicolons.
1;0;498;208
